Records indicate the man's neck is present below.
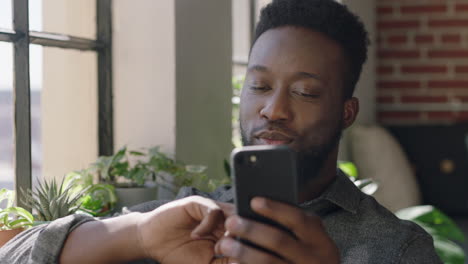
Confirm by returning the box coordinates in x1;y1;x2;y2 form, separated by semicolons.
298;148;339;203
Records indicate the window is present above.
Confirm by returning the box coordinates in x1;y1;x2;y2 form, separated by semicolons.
0;0;112;208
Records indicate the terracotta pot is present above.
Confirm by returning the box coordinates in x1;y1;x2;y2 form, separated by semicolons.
0;228;24;247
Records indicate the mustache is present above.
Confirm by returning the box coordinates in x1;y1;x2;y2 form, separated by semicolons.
250;120;299;138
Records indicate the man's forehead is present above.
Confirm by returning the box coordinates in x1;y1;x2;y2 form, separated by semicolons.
248;27;344;78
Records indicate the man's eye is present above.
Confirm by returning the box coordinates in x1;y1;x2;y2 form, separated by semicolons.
249;86;270;92
293;91;319;98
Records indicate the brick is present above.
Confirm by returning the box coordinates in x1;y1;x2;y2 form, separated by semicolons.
378;81;421;89
457;112;468;121
401;5;446;14
401;65;447;74
401;95;447;103
454;96;468;102
427;111;454;119
455;66;468;73
388;35;408;45
426;111;468;121
414;35;434;44
455;4;468;12
428;80;468;88
377;96;395;103
378;20;420;30
378;111;421;120
378;6;393;15
378;50;420;59
428;50;468;58
441;34;461;43
378;66;394;75
428;19;468;27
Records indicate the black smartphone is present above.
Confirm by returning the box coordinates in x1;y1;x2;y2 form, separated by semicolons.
231;145;299;251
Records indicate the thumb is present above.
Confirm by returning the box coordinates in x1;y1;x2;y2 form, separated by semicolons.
191;207;225;239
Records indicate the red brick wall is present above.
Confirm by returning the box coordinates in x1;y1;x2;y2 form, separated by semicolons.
377;0;468;124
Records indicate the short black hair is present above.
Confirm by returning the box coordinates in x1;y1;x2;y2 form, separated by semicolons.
254;0;369;99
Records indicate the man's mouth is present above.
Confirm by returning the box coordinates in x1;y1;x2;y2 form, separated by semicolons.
254;131;294;146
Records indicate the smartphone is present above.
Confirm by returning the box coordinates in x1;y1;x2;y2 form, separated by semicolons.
231;145;299;241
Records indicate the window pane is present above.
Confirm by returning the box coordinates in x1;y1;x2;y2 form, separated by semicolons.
34;46;98;182
32;0;96;39
30;44;43;184
0;42;14;190
0;0;12;30
29;0;43;32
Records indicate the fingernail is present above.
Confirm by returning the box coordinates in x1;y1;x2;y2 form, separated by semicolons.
251;197;267;209
226;216;243;231
220;238;240;256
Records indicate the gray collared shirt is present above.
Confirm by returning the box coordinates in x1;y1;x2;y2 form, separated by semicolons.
0;171;442;263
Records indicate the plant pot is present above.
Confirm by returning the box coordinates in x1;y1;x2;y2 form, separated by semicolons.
114;186;158;212
0;228;24;247
157;172;176;200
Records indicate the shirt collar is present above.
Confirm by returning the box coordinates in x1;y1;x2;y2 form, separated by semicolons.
300;169;362;214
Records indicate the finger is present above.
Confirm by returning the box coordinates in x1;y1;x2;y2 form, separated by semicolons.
211;257;241;264
251;197;326;242
191;208;225;239
216;237;287;264
223;215;303;261
216;201;236;217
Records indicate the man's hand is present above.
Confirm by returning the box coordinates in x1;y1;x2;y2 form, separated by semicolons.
137;196;237;264
215;197;339;264
60;196;238;264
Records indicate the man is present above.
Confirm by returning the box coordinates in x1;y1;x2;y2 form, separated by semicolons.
1;0;442;263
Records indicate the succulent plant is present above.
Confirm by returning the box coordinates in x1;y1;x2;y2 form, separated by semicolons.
21;178;90;221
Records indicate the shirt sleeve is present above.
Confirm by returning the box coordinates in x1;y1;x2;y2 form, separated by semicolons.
399;233;443;264
0;187;226;264
0;214;95;264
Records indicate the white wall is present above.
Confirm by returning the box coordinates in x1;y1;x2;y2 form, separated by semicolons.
41;0;98;181
41;0;232;182
113;0;176;155
344;0;377;125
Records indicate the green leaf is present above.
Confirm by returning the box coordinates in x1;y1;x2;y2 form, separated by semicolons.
0;188;15;208
223;159;231;178
354;179;379;195
338;161;358;179
7;218;32;229
130;151;145;156
114;146;127;161
1;207;34;224
396;205;465;243
432;236;466;264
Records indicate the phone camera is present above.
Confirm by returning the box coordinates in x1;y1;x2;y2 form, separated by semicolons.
249;155;257;163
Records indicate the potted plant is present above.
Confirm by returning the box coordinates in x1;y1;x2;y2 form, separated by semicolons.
0;188;34;247
146;147;231;198
90;146;160;211
64;171;117;217
21;177;90;222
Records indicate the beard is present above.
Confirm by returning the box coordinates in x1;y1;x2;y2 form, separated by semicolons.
240;119;343;186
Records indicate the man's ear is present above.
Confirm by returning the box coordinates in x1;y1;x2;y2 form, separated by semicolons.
343;97;359;129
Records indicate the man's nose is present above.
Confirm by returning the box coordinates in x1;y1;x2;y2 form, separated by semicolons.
259;91;292;121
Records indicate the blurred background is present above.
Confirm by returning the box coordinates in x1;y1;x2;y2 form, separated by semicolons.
0;0;467;260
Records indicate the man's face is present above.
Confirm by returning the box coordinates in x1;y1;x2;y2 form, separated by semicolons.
240;26;349;165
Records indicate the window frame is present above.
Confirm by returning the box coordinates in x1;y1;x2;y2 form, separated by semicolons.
0;0;113;208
